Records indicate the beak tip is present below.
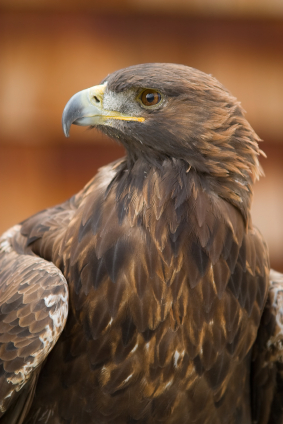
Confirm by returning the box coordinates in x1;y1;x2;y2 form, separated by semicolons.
62;90;86;138
62;120;70;138
62;105;72;137
64;127;70;138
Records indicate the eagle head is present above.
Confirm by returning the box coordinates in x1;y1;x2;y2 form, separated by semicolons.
62;63;264;221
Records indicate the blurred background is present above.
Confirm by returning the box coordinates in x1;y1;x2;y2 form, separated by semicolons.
0;0;283;271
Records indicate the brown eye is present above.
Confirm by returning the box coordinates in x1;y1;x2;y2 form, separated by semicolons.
140;89;162;107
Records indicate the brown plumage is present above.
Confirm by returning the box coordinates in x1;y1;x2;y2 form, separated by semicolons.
0;63;281;423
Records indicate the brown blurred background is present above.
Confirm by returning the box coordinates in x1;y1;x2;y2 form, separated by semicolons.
0;1;283;270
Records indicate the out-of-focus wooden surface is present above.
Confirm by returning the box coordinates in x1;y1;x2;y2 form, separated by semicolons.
1;0;283;17
0;6;283;271
1;14;283;145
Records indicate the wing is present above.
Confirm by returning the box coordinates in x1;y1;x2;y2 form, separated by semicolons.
0;177;97;424
252;269;283;424
0;224;68;424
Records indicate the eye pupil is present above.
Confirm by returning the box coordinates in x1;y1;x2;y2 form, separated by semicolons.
146;93;155;103
140;90;162;107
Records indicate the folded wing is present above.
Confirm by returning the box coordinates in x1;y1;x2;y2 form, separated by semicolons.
252;269;283;424
0;225;68;424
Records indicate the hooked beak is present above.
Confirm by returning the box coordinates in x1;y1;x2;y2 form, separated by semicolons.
62;82;145;137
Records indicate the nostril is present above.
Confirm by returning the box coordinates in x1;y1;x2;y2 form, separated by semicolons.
93;96;100;103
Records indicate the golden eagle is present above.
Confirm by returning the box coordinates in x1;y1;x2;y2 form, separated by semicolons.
0;64;282;424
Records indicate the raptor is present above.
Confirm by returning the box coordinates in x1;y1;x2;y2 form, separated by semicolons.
0;63;283;424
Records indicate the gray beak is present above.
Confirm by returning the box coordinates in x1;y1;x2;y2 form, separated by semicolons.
62;84;107;137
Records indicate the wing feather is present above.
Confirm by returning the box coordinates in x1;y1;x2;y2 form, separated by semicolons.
252;269;283;424
0;225;68;421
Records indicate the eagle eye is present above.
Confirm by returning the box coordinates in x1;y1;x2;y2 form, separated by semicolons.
139;89;162;107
